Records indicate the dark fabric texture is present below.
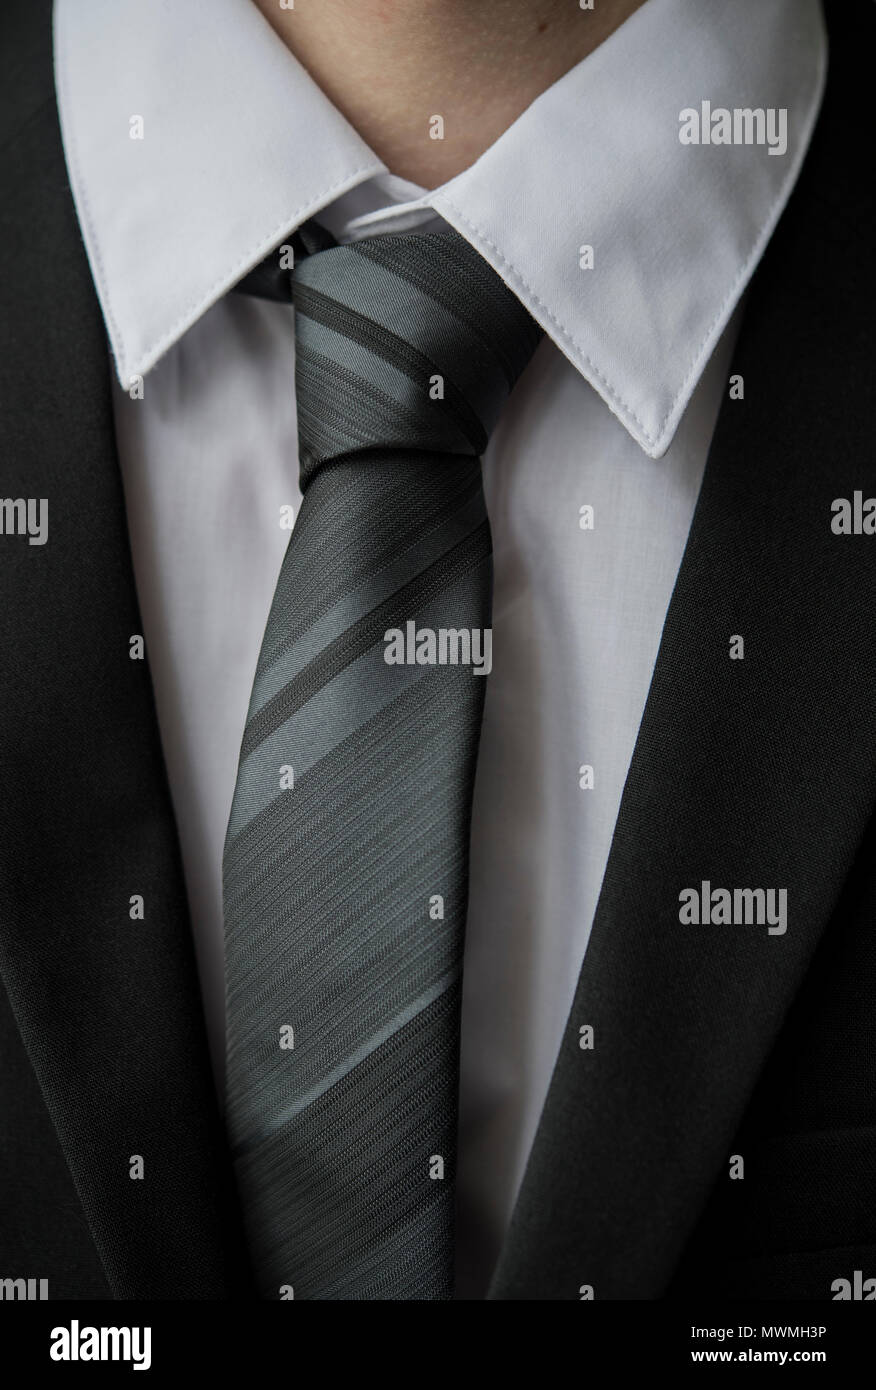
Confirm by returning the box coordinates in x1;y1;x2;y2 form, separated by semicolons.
488;0;876;1300
0;0;253;1299
0;0;873;1302
224;230;541;1299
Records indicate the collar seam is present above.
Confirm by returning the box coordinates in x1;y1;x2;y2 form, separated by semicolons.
435;194;658;446
656;37;829;444
435;33;827;454
132;165;382;377
55;0;125;374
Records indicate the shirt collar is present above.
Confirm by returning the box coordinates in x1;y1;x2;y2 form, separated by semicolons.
54;0;826;458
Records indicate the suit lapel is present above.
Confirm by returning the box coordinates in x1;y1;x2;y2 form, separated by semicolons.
0;1;250;1298
490;0;876;1299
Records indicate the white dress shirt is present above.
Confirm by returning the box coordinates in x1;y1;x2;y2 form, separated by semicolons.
55;0;826;1297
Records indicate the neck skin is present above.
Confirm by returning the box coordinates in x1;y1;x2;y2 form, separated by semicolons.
252;0;647;187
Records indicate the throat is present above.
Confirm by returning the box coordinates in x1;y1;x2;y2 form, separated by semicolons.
251;0;648;187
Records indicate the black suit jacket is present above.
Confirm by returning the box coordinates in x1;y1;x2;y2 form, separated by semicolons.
1;0;874;1300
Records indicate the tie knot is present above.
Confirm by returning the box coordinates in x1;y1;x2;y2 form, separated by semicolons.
291;229;542;480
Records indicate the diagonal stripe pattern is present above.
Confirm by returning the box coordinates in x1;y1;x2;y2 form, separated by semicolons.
224;224;541;1300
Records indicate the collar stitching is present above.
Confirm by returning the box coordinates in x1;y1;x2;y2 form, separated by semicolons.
436;195;658;444
134;166;383;376
436;35;827;453
55;3;125;372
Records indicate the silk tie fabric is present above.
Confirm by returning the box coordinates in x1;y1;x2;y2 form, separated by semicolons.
224;222;541;1299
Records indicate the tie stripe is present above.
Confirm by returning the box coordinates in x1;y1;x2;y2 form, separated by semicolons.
240;522;490;760
349;237;534;386
224;227;540;1298
254;460;484;679
293;281;490;454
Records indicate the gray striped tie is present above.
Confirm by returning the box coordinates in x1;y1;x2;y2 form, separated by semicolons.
224;223;541;1300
